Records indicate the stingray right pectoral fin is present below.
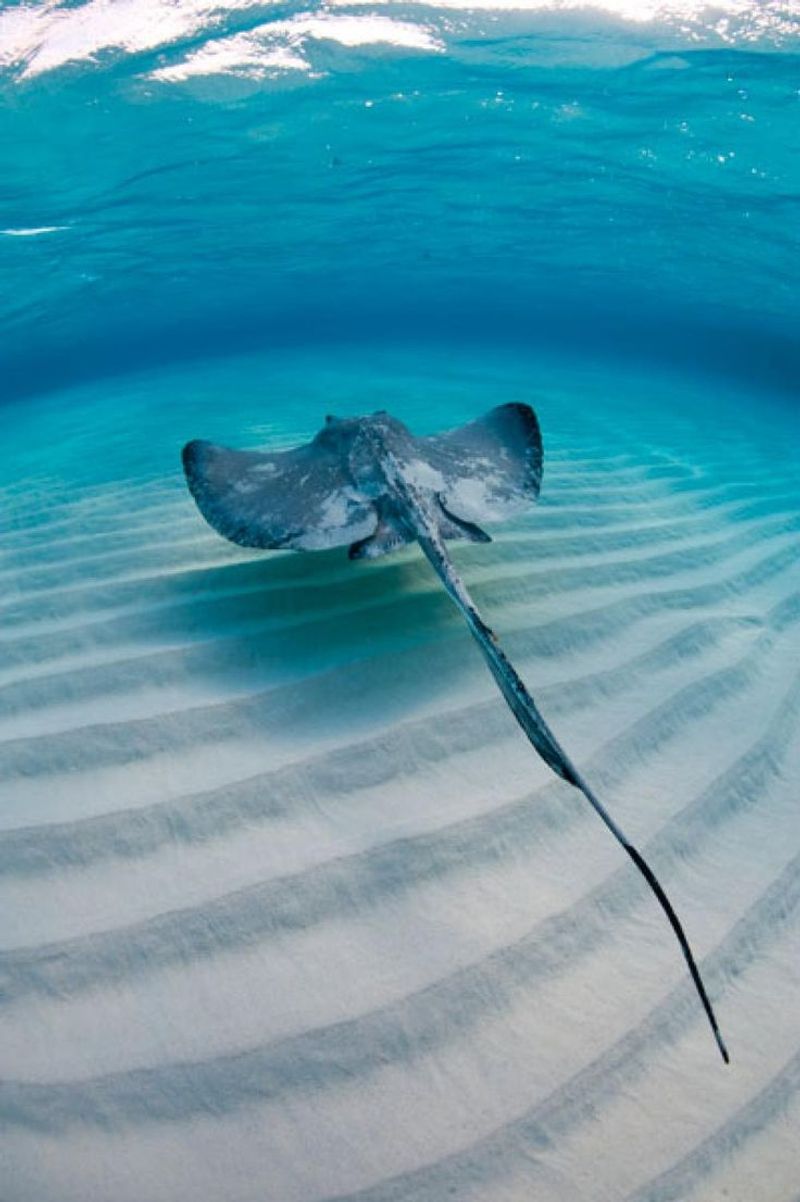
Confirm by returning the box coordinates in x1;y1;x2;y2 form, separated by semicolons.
423;400;544;526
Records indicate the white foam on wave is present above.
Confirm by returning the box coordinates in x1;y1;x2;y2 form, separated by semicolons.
334;0;799;28
149;35;310;83
0;225;68;236
0;0;264;79
1;0;796;80
148;13;442;83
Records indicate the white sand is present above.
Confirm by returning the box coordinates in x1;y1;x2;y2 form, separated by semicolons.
1;348;798;1201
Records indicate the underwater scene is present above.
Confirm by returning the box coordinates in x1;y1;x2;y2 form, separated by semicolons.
1;2;799;1200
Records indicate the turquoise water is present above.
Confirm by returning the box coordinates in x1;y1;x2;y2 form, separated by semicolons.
2;5;800;1202
1;3;799;407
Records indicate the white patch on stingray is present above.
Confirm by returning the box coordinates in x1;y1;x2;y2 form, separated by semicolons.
296;509;376;550
317;487;370;530
446;473;525;522
402;459;446;492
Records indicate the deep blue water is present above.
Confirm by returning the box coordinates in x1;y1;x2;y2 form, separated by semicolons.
1;2;799;415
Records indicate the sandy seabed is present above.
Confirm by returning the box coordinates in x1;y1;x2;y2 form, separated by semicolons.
1;345;799;1202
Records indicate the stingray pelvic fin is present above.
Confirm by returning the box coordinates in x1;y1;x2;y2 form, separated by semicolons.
349;518;412;560
436;496;492;544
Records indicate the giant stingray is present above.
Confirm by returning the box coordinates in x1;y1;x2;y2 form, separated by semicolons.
182;403;729;1063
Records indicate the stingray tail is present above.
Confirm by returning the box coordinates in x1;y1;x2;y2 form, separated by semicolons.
416;531;729;1065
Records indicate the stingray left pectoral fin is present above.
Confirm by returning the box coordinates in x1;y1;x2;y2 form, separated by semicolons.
182;436;378;551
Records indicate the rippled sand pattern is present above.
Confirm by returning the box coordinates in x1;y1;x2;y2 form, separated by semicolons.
1;354;799;1202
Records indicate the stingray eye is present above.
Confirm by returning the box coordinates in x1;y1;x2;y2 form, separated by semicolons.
325;414;339;426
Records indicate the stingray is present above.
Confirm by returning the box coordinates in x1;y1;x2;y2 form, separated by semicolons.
182;403;729;1064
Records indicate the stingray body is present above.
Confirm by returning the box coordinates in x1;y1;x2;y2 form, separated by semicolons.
182;404;729;1064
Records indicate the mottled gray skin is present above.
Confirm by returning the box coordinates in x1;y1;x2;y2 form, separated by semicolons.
182;405;542;556
183;405;729;1065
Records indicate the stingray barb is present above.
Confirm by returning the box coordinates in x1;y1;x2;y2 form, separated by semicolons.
182;404;729;1065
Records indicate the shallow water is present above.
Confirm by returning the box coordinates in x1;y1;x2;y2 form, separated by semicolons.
1;4;800;1202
